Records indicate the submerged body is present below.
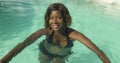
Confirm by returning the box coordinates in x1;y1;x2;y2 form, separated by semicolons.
39;27;75;63
39;27;74;59
39;38;72;58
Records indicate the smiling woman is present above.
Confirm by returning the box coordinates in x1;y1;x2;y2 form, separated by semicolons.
0;2;111;63
49;11;63;31
1;0;120;63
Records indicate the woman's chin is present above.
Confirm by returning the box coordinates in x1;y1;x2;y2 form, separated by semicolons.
52;28;60;31
53;29;59;31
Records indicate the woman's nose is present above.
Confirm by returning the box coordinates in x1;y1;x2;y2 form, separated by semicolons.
53;18;58;23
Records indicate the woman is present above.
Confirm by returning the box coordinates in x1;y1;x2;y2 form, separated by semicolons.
0;3;111;63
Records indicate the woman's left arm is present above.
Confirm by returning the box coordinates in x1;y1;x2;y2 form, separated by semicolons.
69;31;111;63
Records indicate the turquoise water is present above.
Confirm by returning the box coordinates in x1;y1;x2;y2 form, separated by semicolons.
0;0;120;63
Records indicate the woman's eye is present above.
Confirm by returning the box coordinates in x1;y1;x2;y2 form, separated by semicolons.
58;17;62;19
49;16;62;20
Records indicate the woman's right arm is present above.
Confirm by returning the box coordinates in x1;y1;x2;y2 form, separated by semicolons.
0;29;47;63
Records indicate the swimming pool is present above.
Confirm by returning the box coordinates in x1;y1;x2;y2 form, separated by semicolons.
0;0;120;63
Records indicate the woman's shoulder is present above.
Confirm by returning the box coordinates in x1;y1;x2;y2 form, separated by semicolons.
65;27;76;36
67;27;83;37
66;27;75;33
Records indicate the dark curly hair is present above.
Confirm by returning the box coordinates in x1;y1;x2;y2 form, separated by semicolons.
44;3;72;29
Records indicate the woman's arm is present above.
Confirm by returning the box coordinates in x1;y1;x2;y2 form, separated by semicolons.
69;31;111;63
0;29;46;63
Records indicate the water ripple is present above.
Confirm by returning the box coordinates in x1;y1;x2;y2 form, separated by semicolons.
0;1;35;41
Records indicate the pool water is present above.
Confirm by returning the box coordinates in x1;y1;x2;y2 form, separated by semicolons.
0;0;120;63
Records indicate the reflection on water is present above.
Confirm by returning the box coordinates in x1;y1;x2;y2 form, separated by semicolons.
0;1;35;40
93;0;120;17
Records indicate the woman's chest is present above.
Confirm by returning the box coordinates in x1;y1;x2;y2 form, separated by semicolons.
44;41;71;55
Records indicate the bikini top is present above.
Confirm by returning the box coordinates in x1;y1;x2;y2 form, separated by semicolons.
46;27;74;48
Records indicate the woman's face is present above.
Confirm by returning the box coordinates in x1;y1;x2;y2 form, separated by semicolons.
49;10;64;31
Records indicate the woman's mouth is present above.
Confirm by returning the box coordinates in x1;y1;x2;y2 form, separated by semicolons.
52;24;61;30
53;24;59;29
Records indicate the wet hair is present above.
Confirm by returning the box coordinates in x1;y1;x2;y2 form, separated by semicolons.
44;3;72;29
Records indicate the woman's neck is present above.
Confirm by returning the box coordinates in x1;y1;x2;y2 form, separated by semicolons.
53;26;66;35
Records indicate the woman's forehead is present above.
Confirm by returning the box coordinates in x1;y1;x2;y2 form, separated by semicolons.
50;10;62;16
